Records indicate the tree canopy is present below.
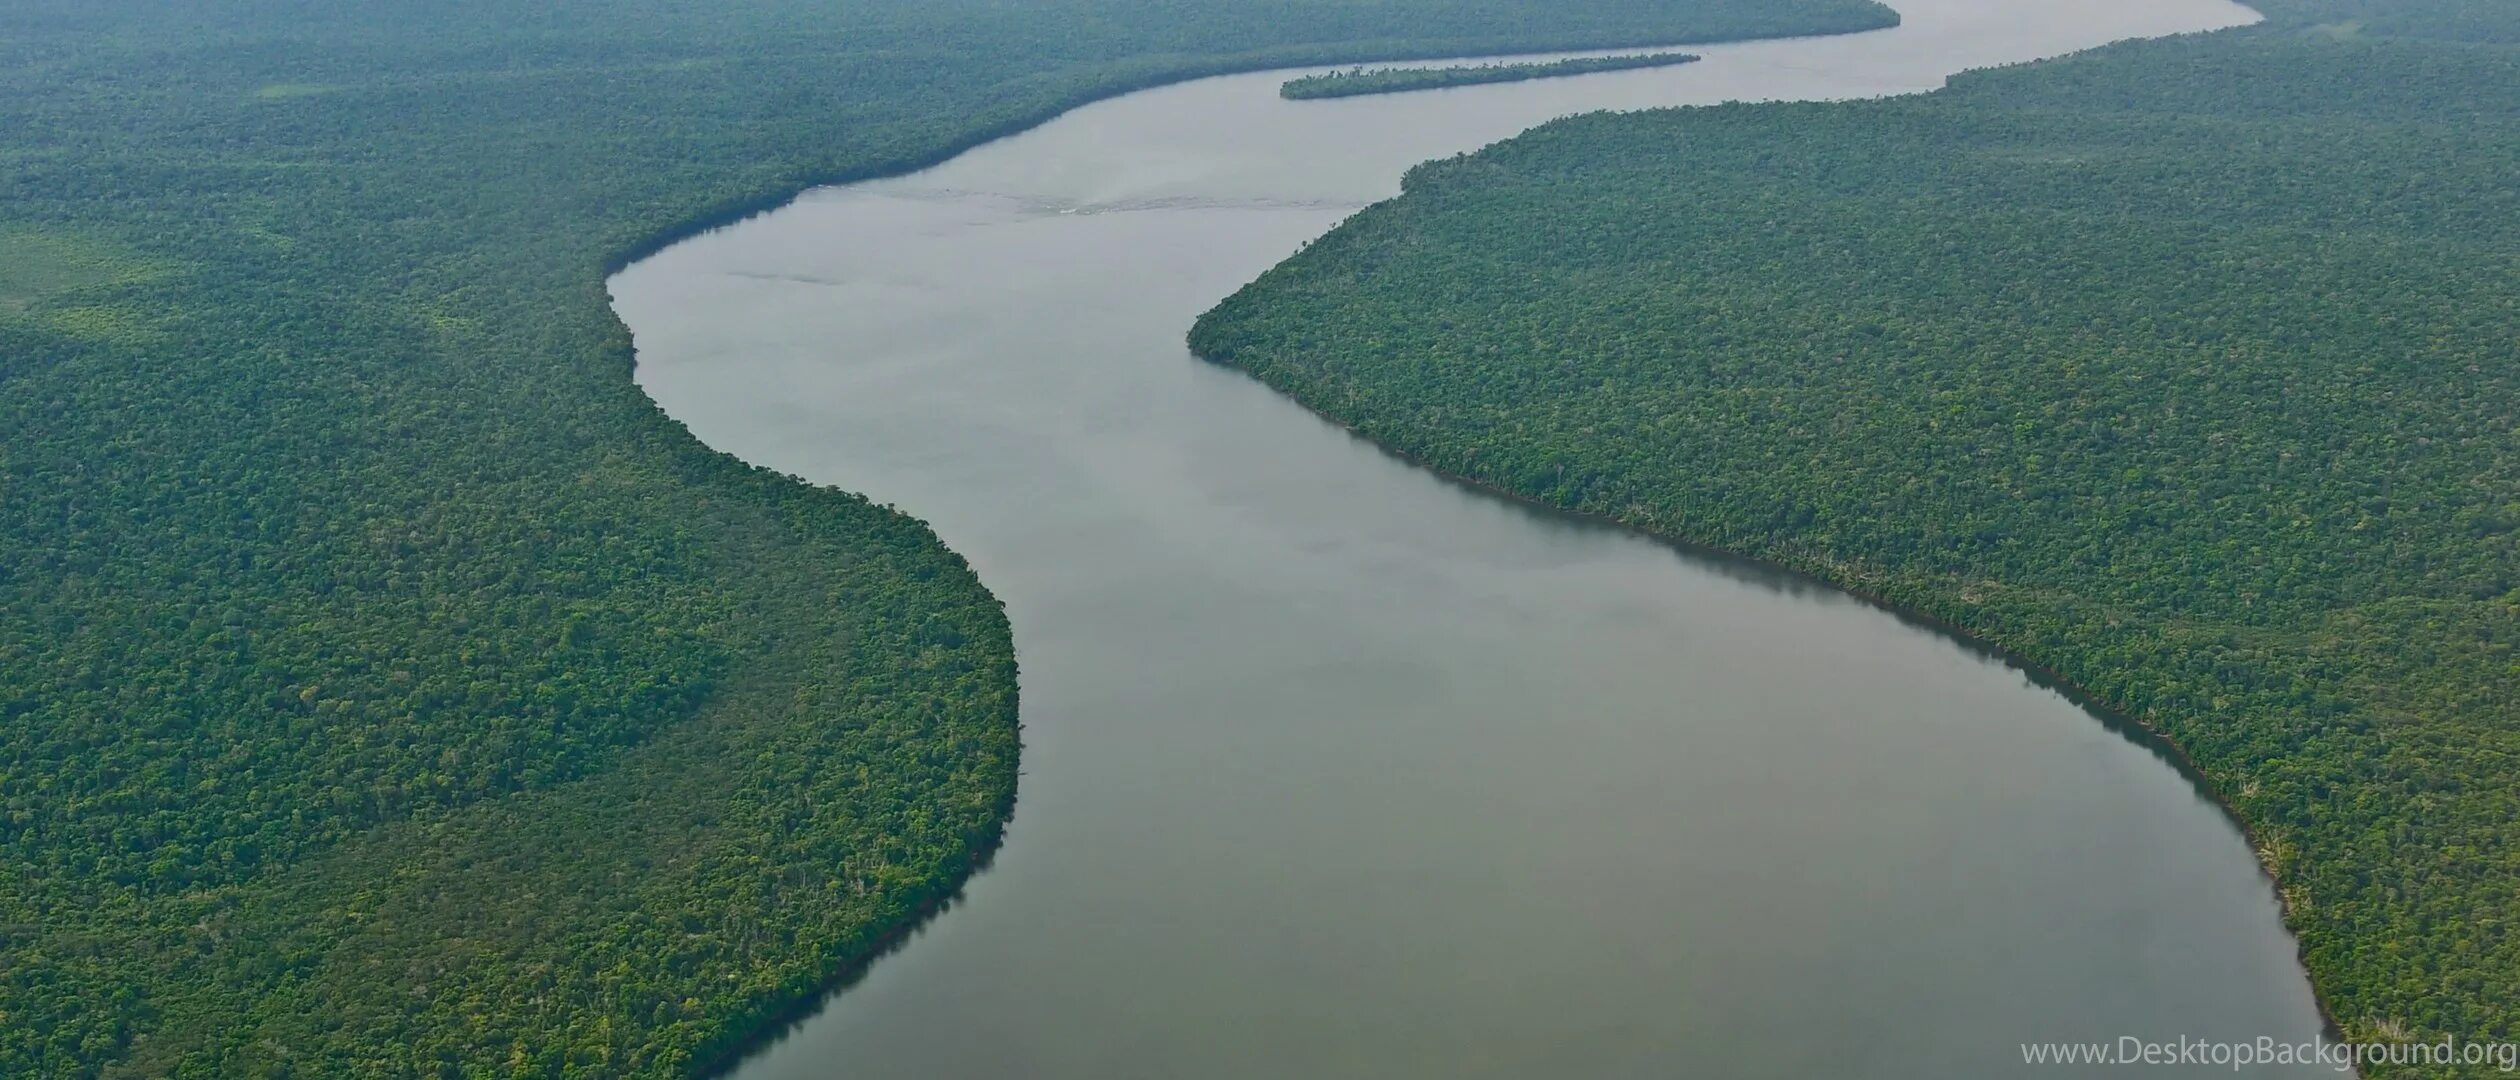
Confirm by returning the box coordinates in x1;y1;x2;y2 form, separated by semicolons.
0;0;1894;1074
1195;0;2520;1067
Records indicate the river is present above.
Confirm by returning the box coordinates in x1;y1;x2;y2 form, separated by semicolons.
610;0;2326;1075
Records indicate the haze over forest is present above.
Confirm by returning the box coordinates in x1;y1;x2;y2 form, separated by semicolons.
3;0;2512;1075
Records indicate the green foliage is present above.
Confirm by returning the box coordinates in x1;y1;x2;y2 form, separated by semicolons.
0;0;1894;1074
1282;51;1709;100
1195;0;2520;1068
0;230;159;315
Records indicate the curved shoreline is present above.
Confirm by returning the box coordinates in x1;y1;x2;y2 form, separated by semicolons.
1186;340;2350;1046
595;20;1900;283
618;21;1915;1077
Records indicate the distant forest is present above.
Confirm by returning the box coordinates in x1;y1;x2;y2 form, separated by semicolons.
1282;51;1702;99
1195;0;2520;1066
0;0;1896;1074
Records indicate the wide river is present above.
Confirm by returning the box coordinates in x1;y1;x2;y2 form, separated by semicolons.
613;0;2329;1075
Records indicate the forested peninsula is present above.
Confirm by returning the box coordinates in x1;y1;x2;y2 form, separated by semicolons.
1281;52;1702;99
0;0;1897;1074
1194;0;2520;1065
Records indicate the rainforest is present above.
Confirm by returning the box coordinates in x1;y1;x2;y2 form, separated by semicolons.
1192;0;2520;1064
0;0;1898;1075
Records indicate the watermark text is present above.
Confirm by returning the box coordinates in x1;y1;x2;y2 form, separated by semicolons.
2020;1035;2520;1073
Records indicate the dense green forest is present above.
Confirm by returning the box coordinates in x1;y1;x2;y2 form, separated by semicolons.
1282;51;1702;99
1196;0;2520;1068
0;0;1897;1075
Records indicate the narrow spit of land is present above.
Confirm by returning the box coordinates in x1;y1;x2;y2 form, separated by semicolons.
1281;51;1703;99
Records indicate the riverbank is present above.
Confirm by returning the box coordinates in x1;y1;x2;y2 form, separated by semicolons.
1190;0;2516;1060
1186;339;2353;1045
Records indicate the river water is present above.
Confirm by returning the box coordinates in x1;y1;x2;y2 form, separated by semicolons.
611;0;2327;1075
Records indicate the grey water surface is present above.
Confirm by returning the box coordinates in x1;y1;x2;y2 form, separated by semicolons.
611;0;2331;1074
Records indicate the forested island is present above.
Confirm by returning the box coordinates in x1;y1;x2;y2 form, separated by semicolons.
1282;52;1702;99
1195;0;2520;1065
0;0;1897;1073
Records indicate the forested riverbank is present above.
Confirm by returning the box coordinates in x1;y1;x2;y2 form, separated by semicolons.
0;0;1895;1074
1192;0;2520;1066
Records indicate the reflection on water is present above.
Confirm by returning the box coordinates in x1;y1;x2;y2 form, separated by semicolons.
611;0;2331;1075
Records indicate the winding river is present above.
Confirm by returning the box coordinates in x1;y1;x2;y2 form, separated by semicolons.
611;0;2330;1074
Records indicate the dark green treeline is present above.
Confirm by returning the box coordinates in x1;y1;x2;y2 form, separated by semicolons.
1195;0;2520;1067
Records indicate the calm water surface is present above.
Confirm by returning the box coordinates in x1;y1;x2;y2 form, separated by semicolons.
612;0;2328;1074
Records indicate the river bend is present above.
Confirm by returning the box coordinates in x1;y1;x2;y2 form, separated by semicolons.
611;0;2324;1074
